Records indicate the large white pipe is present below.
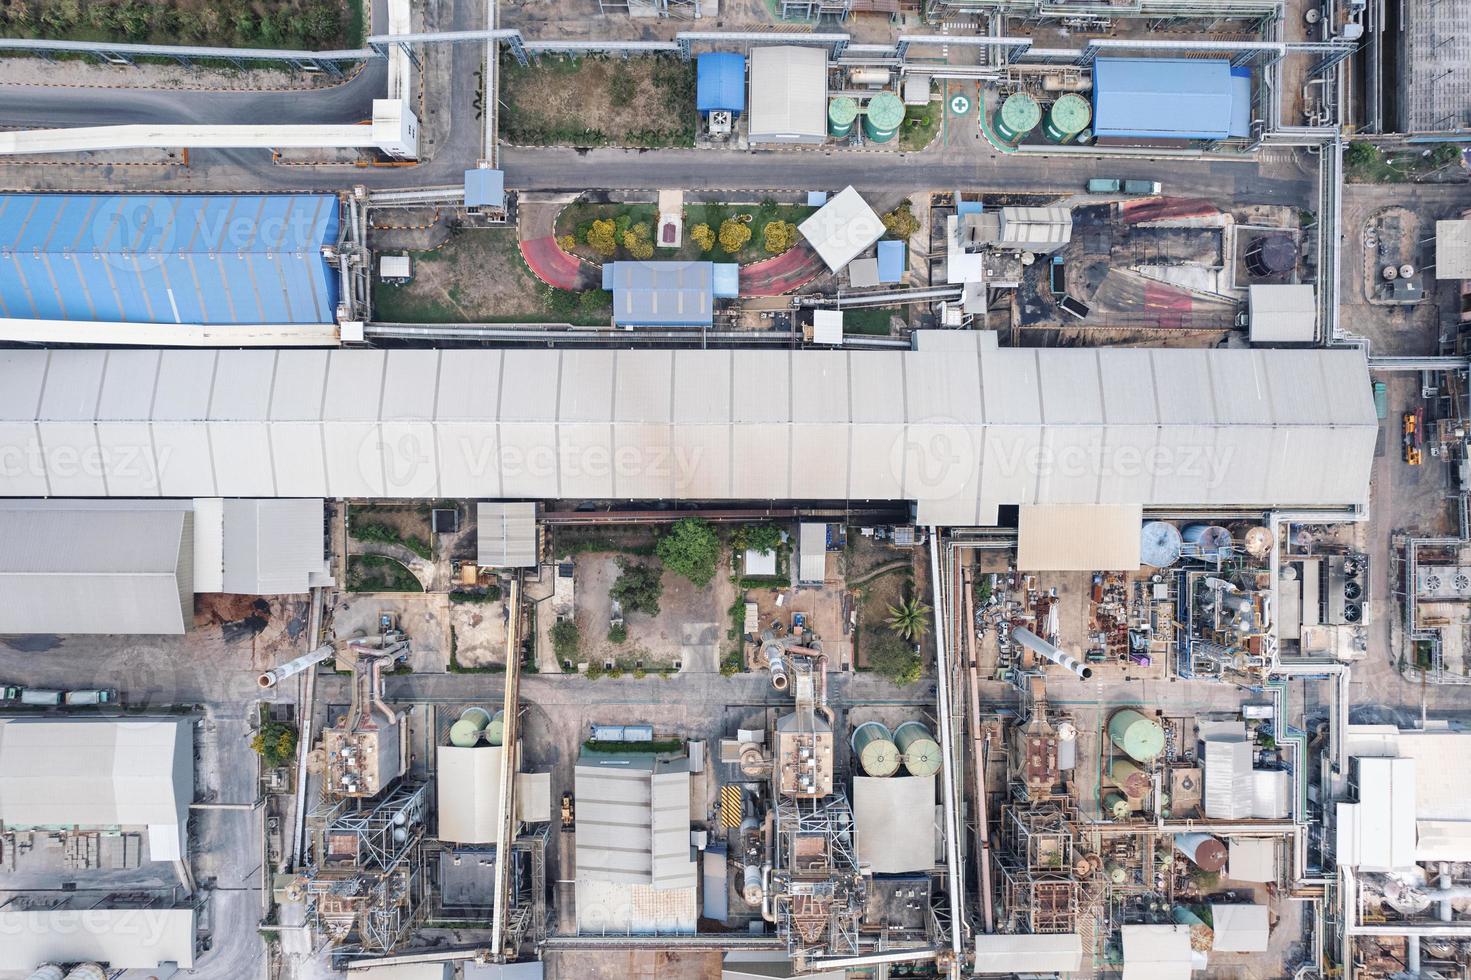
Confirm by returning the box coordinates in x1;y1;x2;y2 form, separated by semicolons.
1012;627;1093;679
258;644;335;688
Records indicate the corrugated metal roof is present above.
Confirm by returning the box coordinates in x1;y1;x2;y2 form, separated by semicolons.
854;775;935;873
1249;284;1316;344
1121;923;1193;980
798;522;827;583
0;340;1377;517
603;261;714;327
0;906;195;970
1203;735;1254;819
972;933;1083;973
477;501;537;567
0;500;191;634
1016;504;1141;571
697;52;746;113
575;753;695;891
221;498;327;594
877;239;905;283
989;206;1072;252
1436;219;1471;279
0;193;339;325
438;744;506;845
0;717;192;861
1210;904;1270;952
799;186;884;272
748;45;826;143
1093;58;1236;140
464;169;505;209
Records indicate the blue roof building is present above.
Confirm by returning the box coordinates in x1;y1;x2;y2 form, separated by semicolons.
464;168;506;209
877;240;905;284
1092;58;1249;142
697;53;746;114
0;194;340;325
603;261;741;327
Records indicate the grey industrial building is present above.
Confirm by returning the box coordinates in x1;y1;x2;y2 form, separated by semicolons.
0;336;1376;524
748;46;827;144
1400;0;1471;132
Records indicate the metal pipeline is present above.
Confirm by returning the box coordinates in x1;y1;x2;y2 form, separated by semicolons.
258;643;335;688
814;653;834;729
760;864;775;922
1012;627;1093;679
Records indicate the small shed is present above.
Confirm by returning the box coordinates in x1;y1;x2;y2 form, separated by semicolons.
379;254;413;280
798;522;827;584
812;309;843;345
1228;837;1278;883
743;548;778;577
1248;283;1316;345
477;501;537;567
1211;903;1270;952
877;239;905;283
848;257;880;288
697;52;746;114
464;168;505;210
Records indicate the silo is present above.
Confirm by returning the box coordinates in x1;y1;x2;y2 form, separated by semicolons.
1043;93;1092;143
1102;792;1131;819
485;709;506;746
1244;234;1297;278
449;706;492;747
894;721;942;777
25;967;64;980
1108;709;1166;762
995;92;1041;145
62;967;107;980
863;91;905;143
1182;524;1232;556
1104;859;1128;885
1140;521;1183;568
851;721;900;777
828;97;858;138
1109;758;1152;798
1174;833;1228;872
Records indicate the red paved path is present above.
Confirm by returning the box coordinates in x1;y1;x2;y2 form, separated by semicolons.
739;243;827;297
520;236;597;290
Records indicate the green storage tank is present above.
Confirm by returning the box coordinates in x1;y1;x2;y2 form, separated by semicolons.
1105;860;1128;885
828;97;858;138
863;91;905;143
1044;93;1092;143
450;706;493;747
894;721;942;777
485;709;506;746
995;92;1041;145
1108;708;1165;762
851;721;900;777
1103;792;1131;820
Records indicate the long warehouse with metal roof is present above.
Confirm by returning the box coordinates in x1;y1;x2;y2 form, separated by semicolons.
0;332;1376;523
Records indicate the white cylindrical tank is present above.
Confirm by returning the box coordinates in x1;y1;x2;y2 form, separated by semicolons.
743;863;763;904
63;966;108;980
25;966;64;980
848;67;891;86
1400;263;1416;279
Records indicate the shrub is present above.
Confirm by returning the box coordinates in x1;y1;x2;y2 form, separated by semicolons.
657;517;720;587
690;223;715;251
251;722;298;768
608;622;628;643
718;218;751;254
867;630;922;686
733;522;783;554
551;619;580;660
611;558;663;617
586;218;618;257
762;220;796;255
557;234;577;252
882;201;920;240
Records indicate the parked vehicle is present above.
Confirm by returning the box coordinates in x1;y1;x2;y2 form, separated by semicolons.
1086;178;1122;193
1123;179;1163;195
20;689;63;706
0;685;18;701
560;792;575;830
1049;255;1066;295
64;689;115;706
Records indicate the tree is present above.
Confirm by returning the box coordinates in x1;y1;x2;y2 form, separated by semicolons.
623;230;654;260
733;522;783;555
557;234;577;252
551;619;580;660
250;721;298;769
1343;141;1379;169
718;218;751;254
867;630;922;685
762;220;796;255
882;201;920;241
611;558;664;617
886;595;932;641
586;218;618;258
657;517;721;587
690;223;715;251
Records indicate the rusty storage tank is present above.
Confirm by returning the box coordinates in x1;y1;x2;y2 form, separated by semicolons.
1174;832;1228;872
1109;758;1152;798
1103;792;1132;819
1108;708;1166;762
895;721;942;777
851;721;900;777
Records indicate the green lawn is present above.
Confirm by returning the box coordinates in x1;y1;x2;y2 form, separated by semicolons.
1344;142;1463;183
843;307;905;336
899;103;942;152
347;555;423;593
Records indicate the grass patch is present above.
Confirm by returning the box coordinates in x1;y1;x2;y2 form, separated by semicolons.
500;52;696;148
899;102;941;152
346;555;423;593
1344;141;1463;183
2;0;355;49
553;527;659;557
450;586;502;603
352;520;432;560
843;306;903;336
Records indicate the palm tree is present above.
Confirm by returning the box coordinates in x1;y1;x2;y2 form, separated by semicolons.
886;596;932;641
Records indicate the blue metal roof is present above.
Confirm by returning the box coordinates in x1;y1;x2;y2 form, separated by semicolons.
604;261;715;327
464;168;505;208
696;52;745;114
1229;66;1253;138
0;193;340;325
877;240;905;283
712;262;740;298
1092;58;1237;141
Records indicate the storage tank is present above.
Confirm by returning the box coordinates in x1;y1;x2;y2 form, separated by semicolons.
1043;93;1092;143
851;721;900;777
863;91;905;143
62;967;106;980
1242;525;1273;559
1182;524;1232;557
1174;833;1228;872
1244;234;1297;278
894;721;942;777
1103;792;1131;819
995;92;1041;145
1105;859;1128;885
450;706;492;747
828;97;858;138
25;967;64;980
1140;521;1183;568
1109;758;1152;798
848;66;891;86
1108;709;1166;762
485;709;506;746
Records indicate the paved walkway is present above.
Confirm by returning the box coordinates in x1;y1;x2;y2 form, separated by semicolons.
517;199;598;291
740;242;827;296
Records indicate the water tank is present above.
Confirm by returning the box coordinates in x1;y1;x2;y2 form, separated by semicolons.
828;96;858;138
1105;859;1128;884
851;721;900;777
1109;758;1152;798
62;967;106;980
1242;525;1273;559
25;967;64;980
1382;264;1399;281
1182;523;1232;557
1140;521;1183;568
1400;263;1416;279
485;709;506;746
1043;93;1092;143
449;721;482;747
894;721;942;777
995;92;1041;145
743;863;763;904
1174;832;1228;872
863;91;905;143
1156;842;1175;869
1244;234;1297;278
1102;792;1131;819
1108;709;1166;762
393;827;408;843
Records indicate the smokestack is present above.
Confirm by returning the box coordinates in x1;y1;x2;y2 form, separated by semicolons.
1012;627;1092;679
258;644;335;688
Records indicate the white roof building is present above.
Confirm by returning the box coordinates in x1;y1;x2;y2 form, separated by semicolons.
1333;724;1471;868
1248;284;1317;345
436;744;551;845
0;906;195;970
1227;837;1278;883
744;547;778;577
798;522;828;584
1121;923;1194;980
812;309;843;345
0;716;194;861
972;933;1084;974
1016;503;1141;571
748;46;827;144
854;775;935;873
477;501;537;567
0;340;1377;525
798;186;885;272
1210;904;1270;952
1435;219;1471;279
193;497;330;594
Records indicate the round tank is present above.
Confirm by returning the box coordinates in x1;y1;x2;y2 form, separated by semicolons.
848;67;891;86
1043;93;1092;143
851;721;900;777
485;709;506;746
449;719;482;747
1244;234;1297;277
742;863;763;904
894;721;942;777
1156;843;1175;869
460;706;492;729
828;96;858;138
1140;521;1183;568
1077;128;1095;144
1108;708;1166;762
1105;860;1128;885
1109;758;1152;798
1383;264;1399;281
995;92;1041;145
1103;792;1131;819
62;967;106;980
25;967;64;980
1182;523;1232;556
863;91;905;143
1242;525;1273;559
1400;263;1416;279
1174;832;1228;872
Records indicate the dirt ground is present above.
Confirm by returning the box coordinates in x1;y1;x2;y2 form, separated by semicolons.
743;583;854;670
193;594;310;662
372;228;564;324
499;54;693;148
326;592;507;673
571;553;735;672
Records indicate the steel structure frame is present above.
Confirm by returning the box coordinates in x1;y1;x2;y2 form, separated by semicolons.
772;793;864;959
